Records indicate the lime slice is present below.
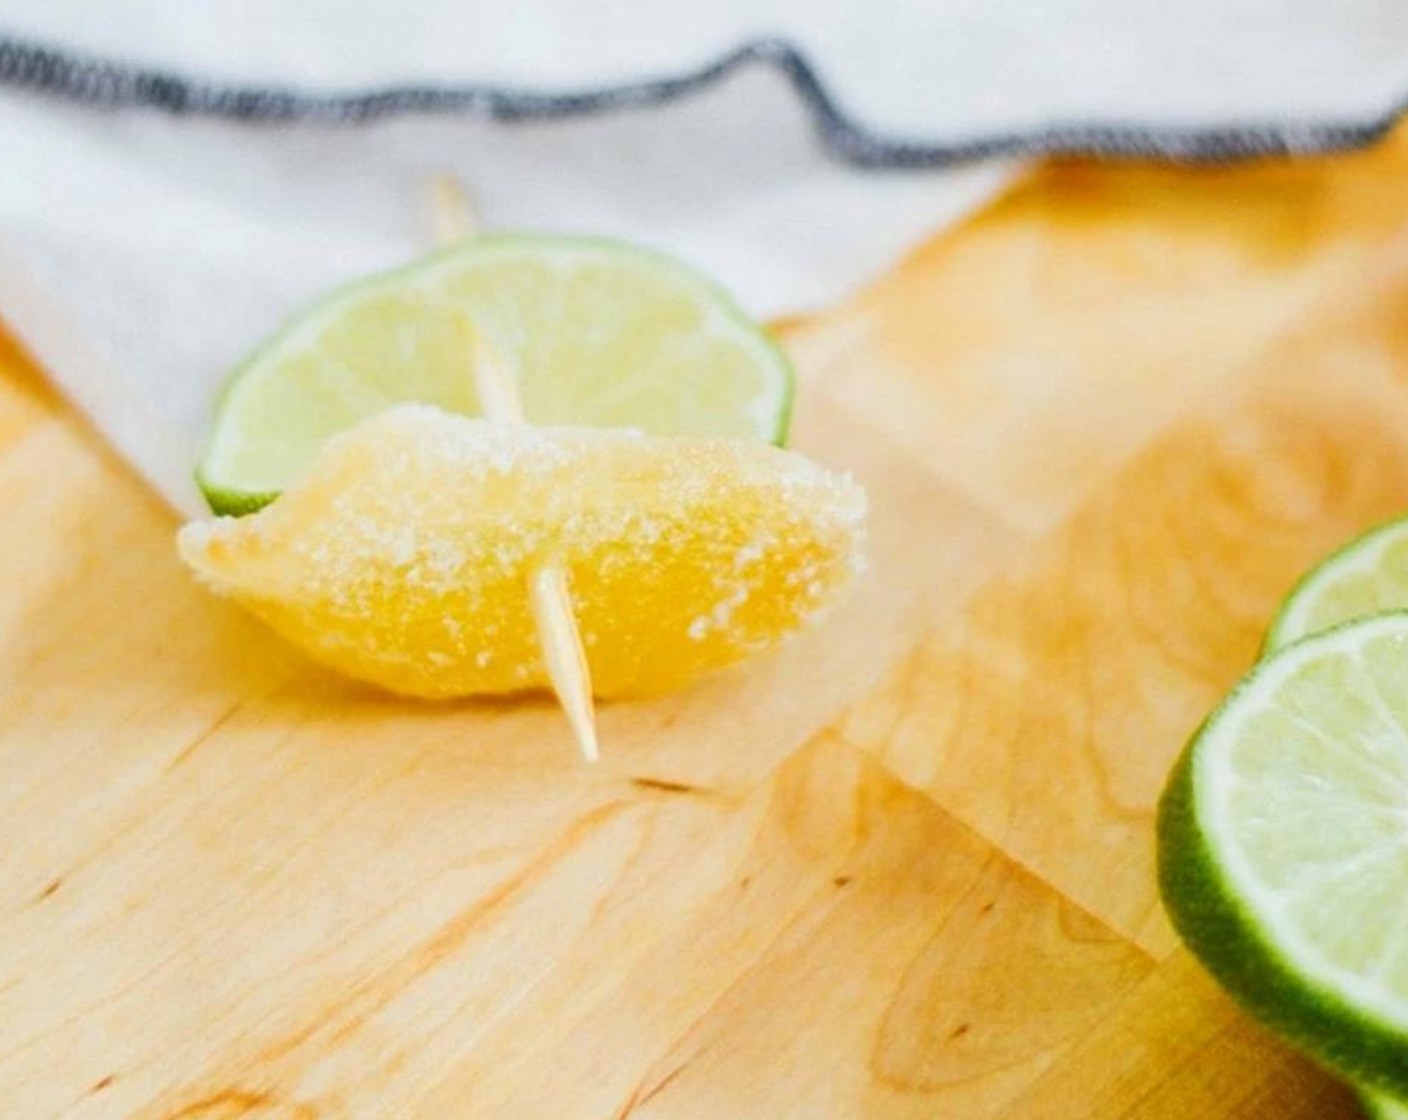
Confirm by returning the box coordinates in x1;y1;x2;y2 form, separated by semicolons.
1363;1089;1408;1119
1265;517;1408;652
197;234;794;514
1158;611;1408;1098
1260;518;1408;1110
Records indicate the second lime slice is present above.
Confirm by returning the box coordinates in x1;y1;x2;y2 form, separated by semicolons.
1265;516;1408;652
197;235;794;514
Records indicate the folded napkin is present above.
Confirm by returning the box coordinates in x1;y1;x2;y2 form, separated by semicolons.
1;0;1406;514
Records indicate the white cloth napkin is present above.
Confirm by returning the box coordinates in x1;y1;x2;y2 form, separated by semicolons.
1;0;1405;515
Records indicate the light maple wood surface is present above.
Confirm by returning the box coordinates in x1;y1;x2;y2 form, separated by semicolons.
8;129;1408;1117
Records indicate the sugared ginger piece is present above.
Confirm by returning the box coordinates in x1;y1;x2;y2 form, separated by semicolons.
178;404;866;698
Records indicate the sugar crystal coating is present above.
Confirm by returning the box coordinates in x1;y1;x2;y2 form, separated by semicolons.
179;404;867;698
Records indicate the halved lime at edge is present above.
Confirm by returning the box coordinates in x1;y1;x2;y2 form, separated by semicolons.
1159;612;1408;1101
1259;516;1408;1116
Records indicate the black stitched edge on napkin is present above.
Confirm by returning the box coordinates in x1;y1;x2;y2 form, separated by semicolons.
1;31;1405;169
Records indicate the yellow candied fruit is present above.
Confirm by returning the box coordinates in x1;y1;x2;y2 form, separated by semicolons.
178;404;867;698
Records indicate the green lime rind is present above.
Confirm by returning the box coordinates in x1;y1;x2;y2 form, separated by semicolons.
195;478;279;518
1157;614;1408;1100
1362;1088;1408;1119
1264;515;1408;654
196;233;795;516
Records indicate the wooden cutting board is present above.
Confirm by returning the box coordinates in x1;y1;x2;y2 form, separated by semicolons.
7;134;1408;1118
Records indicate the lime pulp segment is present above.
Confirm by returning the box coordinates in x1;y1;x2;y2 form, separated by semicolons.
1158;612;1408;1098
197;235;794;515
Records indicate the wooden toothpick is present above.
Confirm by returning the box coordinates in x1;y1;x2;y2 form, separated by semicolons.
428;173;478;243
428;173;601;763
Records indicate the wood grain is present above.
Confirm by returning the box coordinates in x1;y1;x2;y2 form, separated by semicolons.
11;125;1408;1116
799;130;1408;533
997;953;1361;1120
839;371;1408;956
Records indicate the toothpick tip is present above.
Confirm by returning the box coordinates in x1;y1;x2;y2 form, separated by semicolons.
428;172;476;245
529;566;602;764
571;715;601;765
